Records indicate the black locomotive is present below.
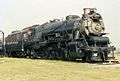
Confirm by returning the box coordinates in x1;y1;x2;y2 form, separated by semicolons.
5;8;115;62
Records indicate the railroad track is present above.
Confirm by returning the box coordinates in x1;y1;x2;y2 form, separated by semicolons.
102;59;120;65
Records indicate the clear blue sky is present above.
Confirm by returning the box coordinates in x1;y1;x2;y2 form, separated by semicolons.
0;0;120;48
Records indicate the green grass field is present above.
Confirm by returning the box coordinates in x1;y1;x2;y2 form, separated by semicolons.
0;54;120;81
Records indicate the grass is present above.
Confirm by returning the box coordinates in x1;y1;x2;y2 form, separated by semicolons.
0;54;120;81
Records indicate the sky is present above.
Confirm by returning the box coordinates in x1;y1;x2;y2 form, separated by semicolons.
0;0;120;48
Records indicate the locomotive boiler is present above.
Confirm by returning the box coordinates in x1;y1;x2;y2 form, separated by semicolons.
5;8;115;62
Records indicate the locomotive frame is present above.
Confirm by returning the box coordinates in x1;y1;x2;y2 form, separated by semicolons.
5;8;116;62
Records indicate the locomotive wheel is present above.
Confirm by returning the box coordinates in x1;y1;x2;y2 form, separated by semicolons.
11;52;18;57
30;49;37;59
65;53;76;61
63;49;76;61
86;55;91;62
82;56;86;62
82;56;91;62
42;51;49;59
82;52;92;62
65;54;71;61
26;49;31;58
60;54;66;61
100;52;106;62
6;52;12;57
49;50;56;60
56;50;65;60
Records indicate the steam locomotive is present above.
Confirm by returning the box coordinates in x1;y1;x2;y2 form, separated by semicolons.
5;8;115;62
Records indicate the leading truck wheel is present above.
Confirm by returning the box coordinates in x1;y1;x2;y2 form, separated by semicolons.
82;52;92;62
100;52;106;62
86;54;91;62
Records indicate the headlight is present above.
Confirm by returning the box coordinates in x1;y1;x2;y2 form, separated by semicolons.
95;24;101;31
